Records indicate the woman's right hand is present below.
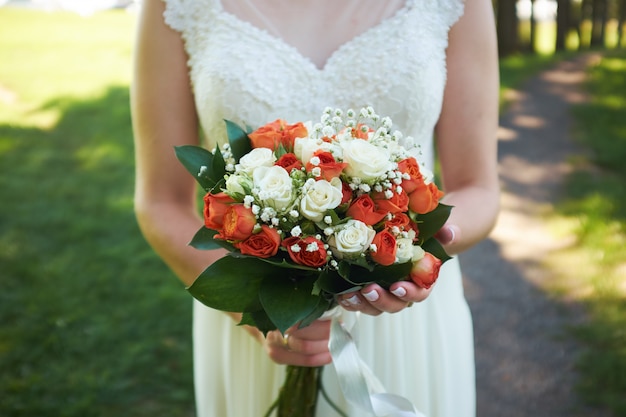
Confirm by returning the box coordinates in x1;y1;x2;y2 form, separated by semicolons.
264;320;333;367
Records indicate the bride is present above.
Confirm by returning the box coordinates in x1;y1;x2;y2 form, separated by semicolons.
131;0;499;416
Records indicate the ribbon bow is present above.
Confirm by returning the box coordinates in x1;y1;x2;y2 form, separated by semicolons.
328;315;427;417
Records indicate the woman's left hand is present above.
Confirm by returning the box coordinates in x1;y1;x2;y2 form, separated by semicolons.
338;281;433;315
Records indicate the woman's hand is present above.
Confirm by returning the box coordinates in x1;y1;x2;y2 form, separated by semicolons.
338;222;458;315
338;281;433;316
264;320;333;367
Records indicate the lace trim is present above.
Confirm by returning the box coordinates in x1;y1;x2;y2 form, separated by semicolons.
160;0;466;162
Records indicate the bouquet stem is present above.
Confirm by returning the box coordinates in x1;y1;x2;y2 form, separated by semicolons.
265;365;321;417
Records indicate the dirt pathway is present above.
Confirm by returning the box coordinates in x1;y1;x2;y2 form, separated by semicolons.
460;54;613;417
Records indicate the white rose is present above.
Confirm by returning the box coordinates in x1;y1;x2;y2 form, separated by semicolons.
420;166;435;184
253;165;294;212
395;238;415;263
224;172;251;196
238;148;276;174
328;219;376;260
294;137;342;164
341;139;392;181
412;245;426;262
300;177;343;222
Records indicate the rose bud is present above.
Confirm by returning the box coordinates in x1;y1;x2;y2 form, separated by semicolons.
370;230;397;266
282;236;328;268
203;192;235;230
397;157;423;194
305;150;347;181
409;247;442;289
235;225;281;258
275;152;303;173
249;119;307;151
408;182;444;214
218;204;257;242
346;194;387;226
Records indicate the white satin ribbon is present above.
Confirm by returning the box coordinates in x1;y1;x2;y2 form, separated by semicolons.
328;315;427;417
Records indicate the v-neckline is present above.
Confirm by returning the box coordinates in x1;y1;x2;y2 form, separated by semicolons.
215;0;413;72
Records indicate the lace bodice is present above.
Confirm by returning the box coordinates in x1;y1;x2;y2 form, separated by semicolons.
162;0;464;166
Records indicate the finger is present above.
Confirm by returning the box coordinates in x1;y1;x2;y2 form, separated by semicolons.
339;292;383;316
274;349;333;367
360;284;411;314
283;332;330;355
389;281;432;303
434;224;459;246
287;320;330;341
266;330;332;366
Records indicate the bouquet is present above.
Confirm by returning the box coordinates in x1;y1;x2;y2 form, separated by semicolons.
175;107;452;417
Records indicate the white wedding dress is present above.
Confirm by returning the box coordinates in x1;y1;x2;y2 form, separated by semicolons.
161;0;474;416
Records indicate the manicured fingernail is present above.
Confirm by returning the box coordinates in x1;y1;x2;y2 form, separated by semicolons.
362;290;379;302
391;287;407;297
449;226;456;243
344;295;361;306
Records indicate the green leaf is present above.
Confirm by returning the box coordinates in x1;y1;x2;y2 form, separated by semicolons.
211;145;226;183
274;143;289;159
315;269;360;295
421;238;453;264
225;119;252;162
187;256;279;313
189;227;219;249
298;298;332;329
337;261;351;280
239;310;277;335
341;262;413;288
300;220;318;236
259;273;321;334
174;145;218;191
189;227;237;251
370;262;414;288
413;203;453;243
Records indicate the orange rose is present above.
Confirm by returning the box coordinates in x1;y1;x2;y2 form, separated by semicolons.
340;181;353;205
384;213;409;230
372;189;409;214
409;252;442;289
351;123;373;140
235;225;281;258
305;150;348;181
397;157;424;194
282;236;328;268
370;230;397;266
408;182;444;214
346;195;387;226
218;204;257;241
248;119;307;151
275;152;303;173
203;192;235;230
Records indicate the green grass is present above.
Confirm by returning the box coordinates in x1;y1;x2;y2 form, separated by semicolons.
549;52;626;416
0;8;195;416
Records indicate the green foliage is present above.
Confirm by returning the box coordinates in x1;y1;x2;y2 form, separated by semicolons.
0;8;194;416
224;119;253;161
561;51;626;415
175;145;225;192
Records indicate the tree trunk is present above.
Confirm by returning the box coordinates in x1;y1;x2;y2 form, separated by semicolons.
556;0;571;51
497;0;520;56
590;0;607;47
530;0;538;52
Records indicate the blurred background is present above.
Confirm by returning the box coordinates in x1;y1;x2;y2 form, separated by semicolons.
0;0;624;416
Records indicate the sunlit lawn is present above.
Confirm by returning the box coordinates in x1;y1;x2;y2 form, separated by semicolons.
0;7;195;416
547;51;626;416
